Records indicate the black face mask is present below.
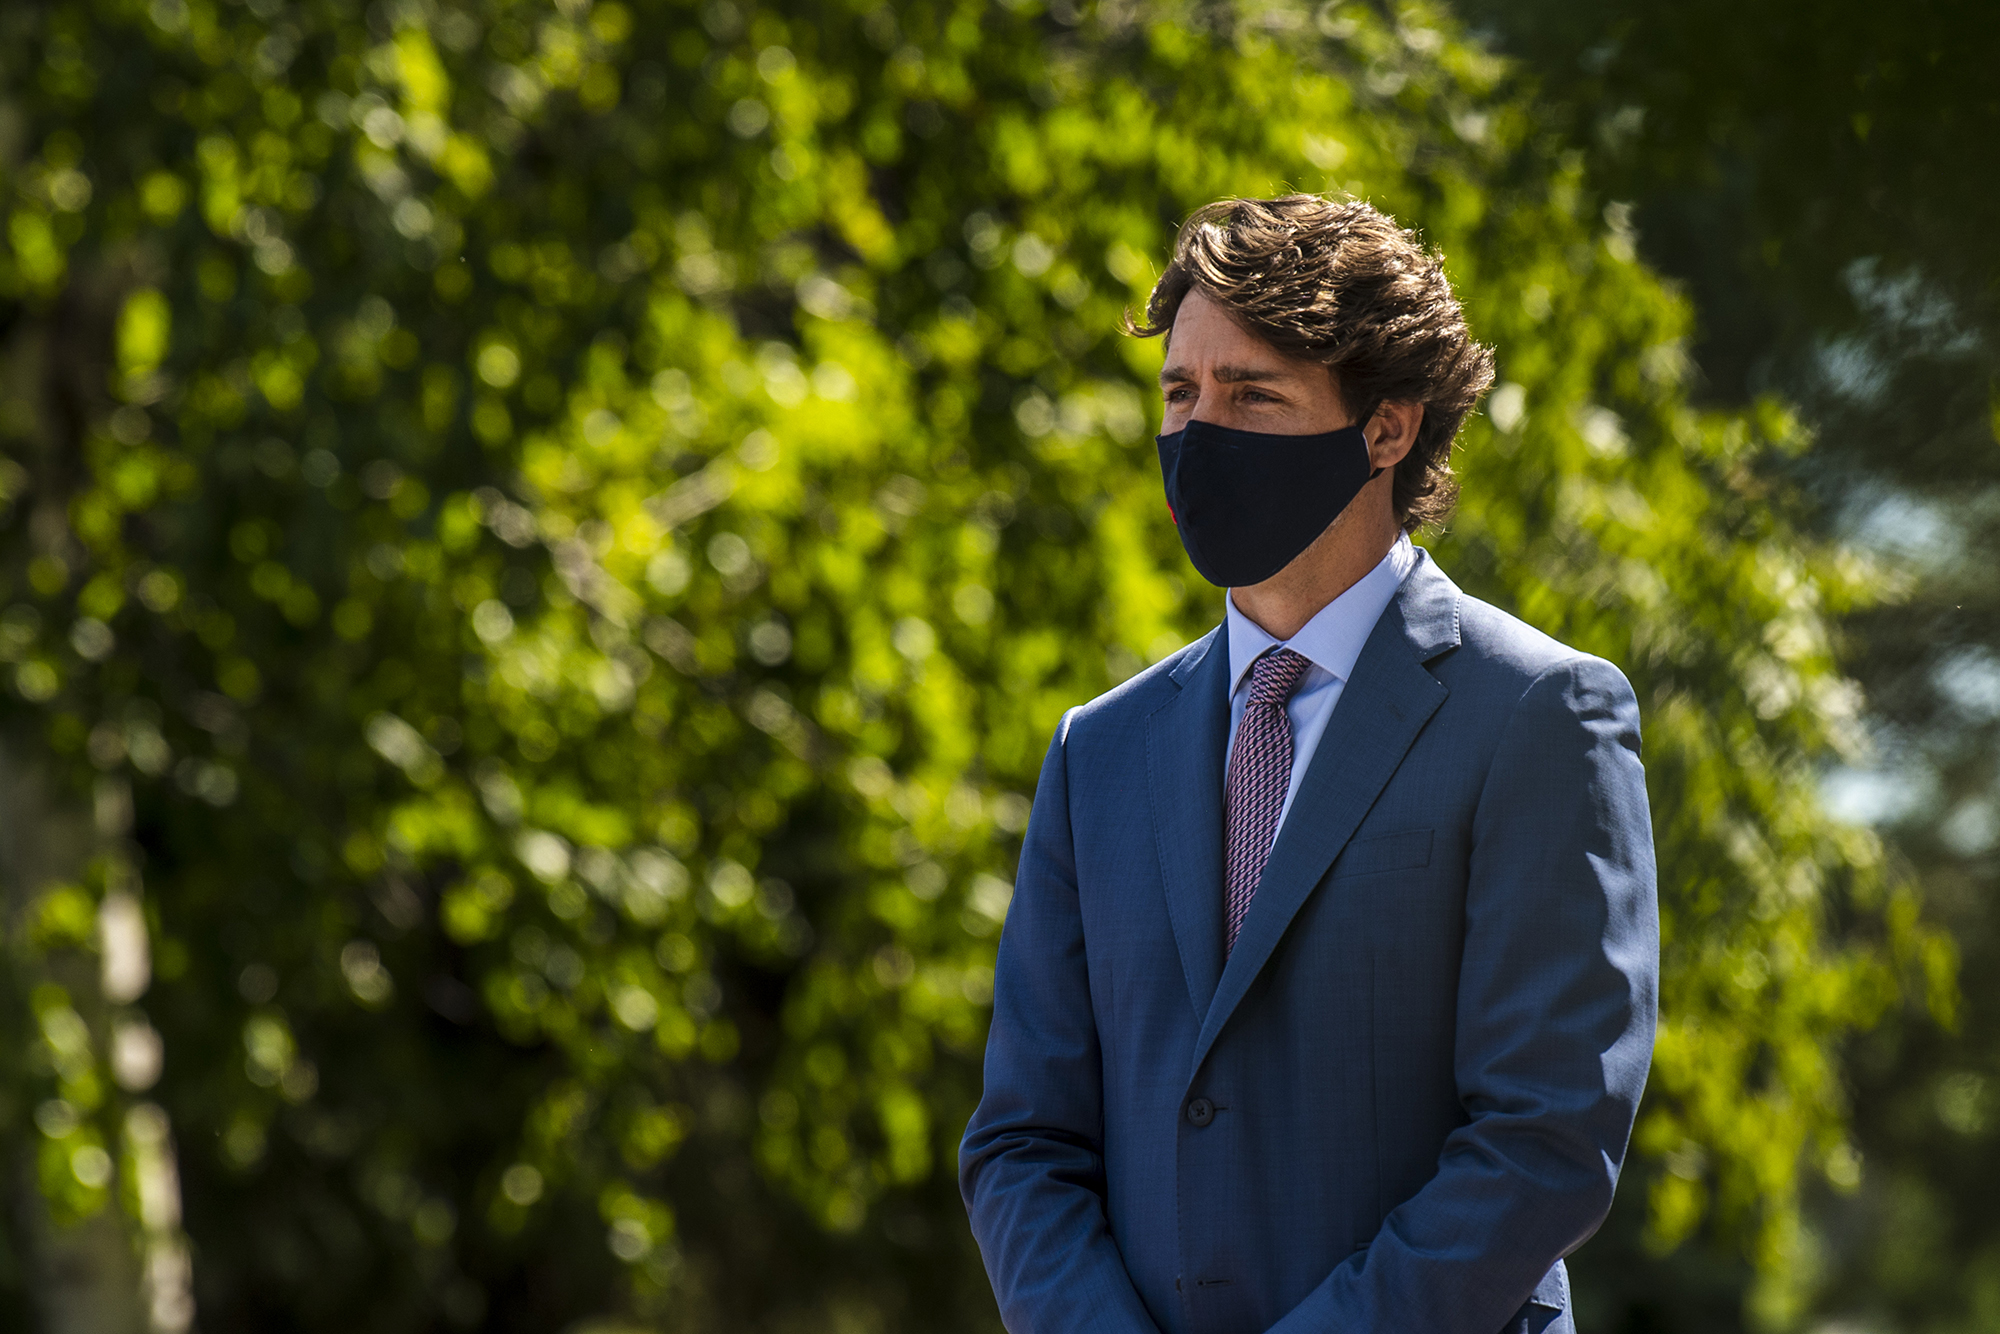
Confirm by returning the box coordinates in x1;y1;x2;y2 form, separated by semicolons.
1156;418;1382;588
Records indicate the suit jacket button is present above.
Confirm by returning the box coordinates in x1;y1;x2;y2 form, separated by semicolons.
1185;1097;1215;1127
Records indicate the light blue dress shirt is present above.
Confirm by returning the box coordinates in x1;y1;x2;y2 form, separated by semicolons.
1224;533;1417;832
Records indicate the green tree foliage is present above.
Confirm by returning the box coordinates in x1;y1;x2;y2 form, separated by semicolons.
0;0;1950;1328
1451;1;1998;1325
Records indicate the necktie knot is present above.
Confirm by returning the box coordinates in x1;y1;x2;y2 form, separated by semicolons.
1247;647;1311;707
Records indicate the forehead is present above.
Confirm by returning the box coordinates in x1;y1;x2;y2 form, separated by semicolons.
1163;290;1316;378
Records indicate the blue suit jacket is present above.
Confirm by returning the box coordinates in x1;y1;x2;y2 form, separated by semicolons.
960;550;1658;1334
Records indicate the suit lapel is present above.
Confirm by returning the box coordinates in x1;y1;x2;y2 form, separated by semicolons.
1146;627;1230;1023
1186;552;1462;1079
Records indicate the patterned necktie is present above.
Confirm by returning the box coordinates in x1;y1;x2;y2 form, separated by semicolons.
1223;647;1313;955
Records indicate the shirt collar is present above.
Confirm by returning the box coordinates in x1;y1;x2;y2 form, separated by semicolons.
1226;533;1417;698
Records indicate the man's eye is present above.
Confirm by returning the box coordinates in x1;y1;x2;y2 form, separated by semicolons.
1164;387;1192;402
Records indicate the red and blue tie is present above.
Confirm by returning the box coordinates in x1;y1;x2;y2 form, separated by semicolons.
1223;648;1312;955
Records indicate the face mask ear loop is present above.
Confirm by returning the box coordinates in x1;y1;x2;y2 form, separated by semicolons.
1359;398;1387;481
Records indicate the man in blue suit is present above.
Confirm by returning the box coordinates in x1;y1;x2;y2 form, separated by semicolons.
960;195;1658;1334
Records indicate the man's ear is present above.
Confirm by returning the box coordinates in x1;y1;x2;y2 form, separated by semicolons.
1366;401;1425;469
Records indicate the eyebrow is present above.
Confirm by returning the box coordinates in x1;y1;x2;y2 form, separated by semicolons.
1158;362;1295;387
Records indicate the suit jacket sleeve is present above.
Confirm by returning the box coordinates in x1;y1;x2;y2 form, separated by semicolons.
1269;655;1660;1334
959;712;1164;1334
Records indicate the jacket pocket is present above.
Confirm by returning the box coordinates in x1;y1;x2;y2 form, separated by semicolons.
1497;1261;1568;1334
1332;828;1433;879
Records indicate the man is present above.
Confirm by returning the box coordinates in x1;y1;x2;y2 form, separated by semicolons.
959;195;1658;1334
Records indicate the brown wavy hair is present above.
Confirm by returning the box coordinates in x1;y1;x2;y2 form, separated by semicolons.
1126;194;1495;533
